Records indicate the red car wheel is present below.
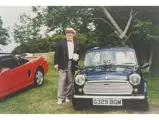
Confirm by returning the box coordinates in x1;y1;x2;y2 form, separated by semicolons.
34;68;44;86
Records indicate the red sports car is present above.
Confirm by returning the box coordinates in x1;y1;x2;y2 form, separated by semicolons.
0;53;48;98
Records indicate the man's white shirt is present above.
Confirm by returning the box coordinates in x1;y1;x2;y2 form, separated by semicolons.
67;40;74;59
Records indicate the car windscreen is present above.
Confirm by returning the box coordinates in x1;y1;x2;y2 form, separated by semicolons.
84;50;137;67
0;56;19;69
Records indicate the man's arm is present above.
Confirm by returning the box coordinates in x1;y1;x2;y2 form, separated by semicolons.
54;40;60;70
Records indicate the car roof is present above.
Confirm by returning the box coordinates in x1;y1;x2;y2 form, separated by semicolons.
87;47;135;52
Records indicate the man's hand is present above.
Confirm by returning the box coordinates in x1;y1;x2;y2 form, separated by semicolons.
54;64;59;71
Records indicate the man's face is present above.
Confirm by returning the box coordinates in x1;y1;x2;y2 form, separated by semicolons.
66;33;74;40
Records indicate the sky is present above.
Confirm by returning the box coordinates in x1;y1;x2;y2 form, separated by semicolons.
0;6;36;53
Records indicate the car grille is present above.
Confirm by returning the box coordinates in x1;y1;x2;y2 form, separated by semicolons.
83;80;133;95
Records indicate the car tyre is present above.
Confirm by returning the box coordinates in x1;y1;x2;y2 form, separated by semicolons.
72;98;84;110
34;68;44;87
134;99;149;111
140;99;149;111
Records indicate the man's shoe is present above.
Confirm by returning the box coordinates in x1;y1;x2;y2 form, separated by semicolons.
65;98;70;102
57;99;63;104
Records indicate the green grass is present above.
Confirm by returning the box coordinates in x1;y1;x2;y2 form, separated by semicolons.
0;67;159;114
147;77;159;106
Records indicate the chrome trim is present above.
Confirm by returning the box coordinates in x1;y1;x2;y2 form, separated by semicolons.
83;80;133;95
82;93;132;95
144;82;147;92
73;95;145;99
86;80;127;83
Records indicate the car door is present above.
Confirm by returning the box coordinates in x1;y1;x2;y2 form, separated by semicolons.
0;56;28;93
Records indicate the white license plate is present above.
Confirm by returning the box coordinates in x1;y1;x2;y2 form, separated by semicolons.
93;98;122;106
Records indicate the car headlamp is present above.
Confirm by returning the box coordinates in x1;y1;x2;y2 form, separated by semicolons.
75;75;85;86
129;73;141;85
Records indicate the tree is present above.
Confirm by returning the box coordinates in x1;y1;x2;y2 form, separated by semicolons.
33;6;106;35
96;7;137;47
12;33;88;54
0;17;9;45
13;13;42;44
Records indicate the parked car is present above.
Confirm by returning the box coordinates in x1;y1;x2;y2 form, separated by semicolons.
0;53;48;98
72;47;149;111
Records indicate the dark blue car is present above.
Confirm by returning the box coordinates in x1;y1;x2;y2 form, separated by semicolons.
72;47;149;111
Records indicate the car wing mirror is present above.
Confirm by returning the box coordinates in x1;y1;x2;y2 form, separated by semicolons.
0;68;11;76
141;63;149;69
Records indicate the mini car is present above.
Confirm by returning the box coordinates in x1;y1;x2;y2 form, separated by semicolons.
72;47;149;111
0;53;48;98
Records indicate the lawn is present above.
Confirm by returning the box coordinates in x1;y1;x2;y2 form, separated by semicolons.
146;77;159;107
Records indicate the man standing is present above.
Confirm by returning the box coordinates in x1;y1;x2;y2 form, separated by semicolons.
54;28;80;104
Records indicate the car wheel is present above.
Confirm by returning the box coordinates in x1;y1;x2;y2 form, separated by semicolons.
34;68;44;87
140;99;149;111
134;99;149;111
72;98;84;110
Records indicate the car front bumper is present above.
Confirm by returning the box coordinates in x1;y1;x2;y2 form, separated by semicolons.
73;95;145;100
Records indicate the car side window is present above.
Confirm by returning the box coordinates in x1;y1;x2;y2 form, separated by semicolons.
0;56;19;69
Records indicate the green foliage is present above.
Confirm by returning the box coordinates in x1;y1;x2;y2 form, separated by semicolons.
12;33;88;54
44;6;95;34
13;13;42;44
133;19;159;41
74;33;87;41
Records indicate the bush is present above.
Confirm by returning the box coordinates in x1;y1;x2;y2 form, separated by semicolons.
12;33;88;54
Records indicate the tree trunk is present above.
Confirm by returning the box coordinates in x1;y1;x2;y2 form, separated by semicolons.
120;40;128;47
101;6;123;35
100;7;137;47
